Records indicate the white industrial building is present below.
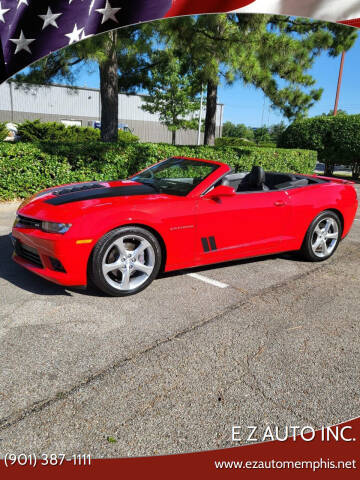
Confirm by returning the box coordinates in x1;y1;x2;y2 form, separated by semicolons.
0;82;224;144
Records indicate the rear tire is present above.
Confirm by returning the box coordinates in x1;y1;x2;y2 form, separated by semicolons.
90;226;162;296
300;210;342;262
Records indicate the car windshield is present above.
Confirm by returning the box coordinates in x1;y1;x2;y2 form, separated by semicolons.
131;157;219;196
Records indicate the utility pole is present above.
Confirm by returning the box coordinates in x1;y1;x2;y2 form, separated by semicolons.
218;103;224;138
333;51;345;116
197;84;204;146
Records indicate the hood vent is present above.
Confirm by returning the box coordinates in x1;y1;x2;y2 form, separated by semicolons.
53;183;105;196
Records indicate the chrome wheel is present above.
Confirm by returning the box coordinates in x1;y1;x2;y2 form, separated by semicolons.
102;234;155;291
311;217;339;258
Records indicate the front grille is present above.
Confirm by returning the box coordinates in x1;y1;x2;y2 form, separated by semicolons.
14;240;43;268
17;215;42;229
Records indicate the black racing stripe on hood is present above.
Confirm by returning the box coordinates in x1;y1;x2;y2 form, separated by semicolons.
35;182;104;199
45;185;156;206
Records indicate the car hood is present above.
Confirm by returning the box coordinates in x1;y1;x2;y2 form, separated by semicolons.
17;180;166;222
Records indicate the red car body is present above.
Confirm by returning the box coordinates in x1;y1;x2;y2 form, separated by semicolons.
11;157;358;288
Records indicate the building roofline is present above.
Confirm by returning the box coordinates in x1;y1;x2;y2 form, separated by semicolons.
7;80;224;105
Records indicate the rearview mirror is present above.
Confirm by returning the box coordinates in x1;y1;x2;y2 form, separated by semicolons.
204;185;236;199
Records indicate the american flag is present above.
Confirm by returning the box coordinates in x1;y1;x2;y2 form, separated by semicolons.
0;1;256;84
0;0;174;83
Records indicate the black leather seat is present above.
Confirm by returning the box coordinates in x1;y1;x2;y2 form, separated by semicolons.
264;172;295;189
237;166;269;192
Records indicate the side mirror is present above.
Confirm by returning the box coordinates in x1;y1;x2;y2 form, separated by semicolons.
204;185;236;199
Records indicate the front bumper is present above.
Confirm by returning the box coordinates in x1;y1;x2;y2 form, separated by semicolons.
11;227;94;287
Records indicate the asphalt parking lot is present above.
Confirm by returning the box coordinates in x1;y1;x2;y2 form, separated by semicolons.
0;187;360;458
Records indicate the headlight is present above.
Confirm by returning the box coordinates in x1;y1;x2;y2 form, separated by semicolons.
42;221;72;234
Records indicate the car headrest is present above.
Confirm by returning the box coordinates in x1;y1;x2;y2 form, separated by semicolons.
247;166;265;187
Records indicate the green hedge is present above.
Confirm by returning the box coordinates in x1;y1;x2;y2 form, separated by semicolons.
278;117;333;159
17;119;139;144
0;123;7;141
215;137;277;148
0;141;317;200
278;114;360;176
257;141;277;148
215;137;256;147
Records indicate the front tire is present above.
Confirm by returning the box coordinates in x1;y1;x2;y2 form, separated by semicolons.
300;210;342;262
90;226;162;296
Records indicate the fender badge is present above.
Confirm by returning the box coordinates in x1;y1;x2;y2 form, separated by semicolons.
170;225;195;231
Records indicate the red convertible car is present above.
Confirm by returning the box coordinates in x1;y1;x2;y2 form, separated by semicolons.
11;157;357;296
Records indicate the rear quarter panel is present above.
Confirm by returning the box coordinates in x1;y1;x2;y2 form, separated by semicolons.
286;183;358;249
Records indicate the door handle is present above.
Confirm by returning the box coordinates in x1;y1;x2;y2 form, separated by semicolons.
274;201;285;207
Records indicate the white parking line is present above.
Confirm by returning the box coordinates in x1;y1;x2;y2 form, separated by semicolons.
355;219;360;222
187;273;229;289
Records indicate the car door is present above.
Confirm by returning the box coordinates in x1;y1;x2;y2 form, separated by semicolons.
195;189;292;265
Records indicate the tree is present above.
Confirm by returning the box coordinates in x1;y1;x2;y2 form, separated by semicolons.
222;121;254;139
322;109;348;116
158;15;358;145
254;126;271;143
141;51;200;145
99;31;118;142
278;114;360;177
13;26;153;143
13;15;358;146
269;122;287;144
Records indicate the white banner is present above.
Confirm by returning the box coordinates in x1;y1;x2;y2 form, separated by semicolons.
235;0;360;22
